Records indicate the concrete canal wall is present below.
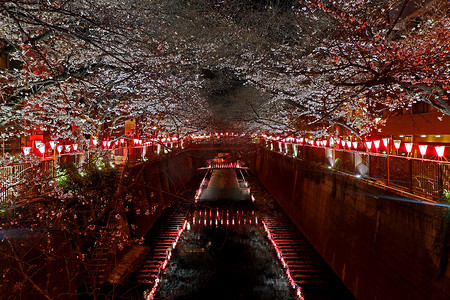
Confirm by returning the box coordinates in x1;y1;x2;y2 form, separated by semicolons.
254;149;450;300
127;152;194;237
127;150;229;237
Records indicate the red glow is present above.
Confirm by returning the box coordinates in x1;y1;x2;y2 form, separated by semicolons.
418;145;428;156
435;146;445;157
405;143;413;153
373;140;380;149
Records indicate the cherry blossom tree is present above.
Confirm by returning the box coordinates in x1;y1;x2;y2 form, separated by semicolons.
245;0;450;136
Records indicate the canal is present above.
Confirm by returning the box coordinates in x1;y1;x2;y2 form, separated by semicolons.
113;157;355;300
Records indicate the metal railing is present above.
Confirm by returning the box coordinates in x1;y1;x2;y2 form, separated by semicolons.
0;159;54;204
270;142;450;201
0;143;181;203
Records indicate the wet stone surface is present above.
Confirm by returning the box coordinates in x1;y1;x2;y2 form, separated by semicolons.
155;209;298;300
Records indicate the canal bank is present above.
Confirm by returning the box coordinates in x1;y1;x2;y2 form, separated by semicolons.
254;149;450;300
111;162;353;299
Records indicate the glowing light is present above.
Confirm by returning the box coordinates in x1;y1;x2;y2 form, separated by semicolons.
49;141;57;150
73;144;78;151
22;147;31;156
92;138;98;146
322;140;328;147
352;141;358;149
65;145;71;152
365;141;372;150
146;220;187;300
262;221;304;300
405;142;413;153
57;145;63;154
373;140;381;149
435;146;445;157
346;141;352;149
36;142;45;155
393;140;401;155
341;140;346;147
382;138;389;148
418;145;428;156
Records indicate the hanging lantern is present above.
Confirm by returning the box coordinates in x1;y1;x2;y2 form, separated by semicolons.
435;146;445;158
418;145;428;160
49;141;57;150
352;141;358;149
393;140;401;155
322;140;328;147
57;145;63;156
418;145;428;156
382;138;389;148
65;145;71;152
373;140;381;150
22;147;32;156
404;142;413;154
73;144;78;151
346;141;352;149
365;141;372;150
36;142;45;155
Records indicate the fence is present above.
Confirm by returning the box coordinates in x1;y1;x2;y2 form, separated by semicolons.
0;159;54;204
270;142;450;201
0;144;175;204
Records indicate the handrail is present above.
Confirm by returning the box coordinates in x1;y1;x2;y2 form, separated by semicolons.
265;141;450;202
